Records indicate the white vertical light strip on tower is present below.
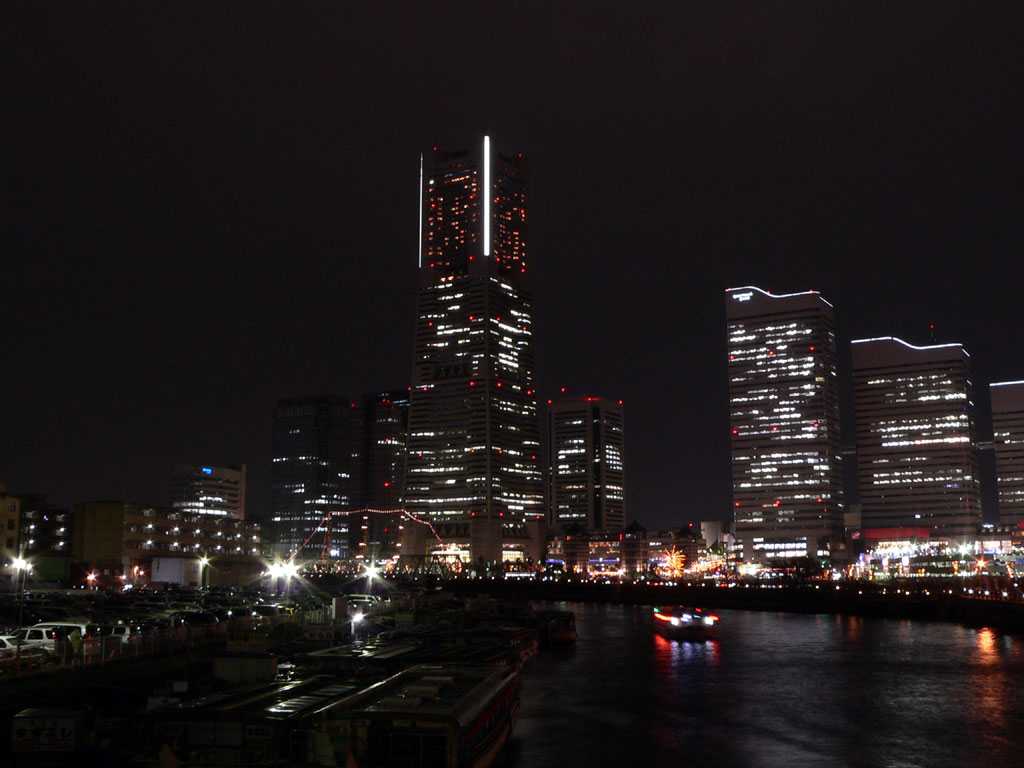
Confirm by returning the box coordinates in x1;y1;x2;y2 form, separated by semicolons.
483;135;491;257
418;153;424;268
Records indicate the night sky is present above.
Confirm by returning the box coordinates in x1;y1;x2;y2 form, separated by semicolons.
6;3;1024;530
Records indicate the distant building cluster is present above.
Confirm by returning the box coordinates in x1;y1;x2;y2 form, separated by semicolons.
263;139;625;575
726;286;1024;567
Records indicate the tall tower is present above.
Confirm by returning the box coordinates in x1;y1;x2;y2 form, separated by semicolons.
270;396;352;559
403;138;544;565
547;395;626;534
852;337;981;540
991;381;1024;528
726;287;844;563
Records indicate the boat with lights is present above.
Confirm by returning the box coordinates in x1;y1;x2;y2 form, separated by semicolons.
652;606;719;640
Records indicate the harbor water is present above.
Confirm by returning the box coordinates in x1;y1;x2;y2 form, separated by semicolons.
507;602;1024;768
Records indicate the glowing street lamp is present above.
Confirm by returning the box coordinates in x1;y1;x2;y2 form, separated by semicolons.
267;560;299;595
11;557;32;665
199;555;210;589
13;557;31;628
86;571;97;590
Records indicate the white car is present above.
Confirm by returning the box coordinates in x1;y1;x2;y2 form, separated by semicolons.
13;623;86;656
0;635;50;667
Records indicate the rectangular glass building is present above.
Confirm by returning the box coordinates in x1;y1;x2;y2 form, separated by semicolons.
852;337;981;540
547;395;625;534
990;380;1024;528
726;286;844;563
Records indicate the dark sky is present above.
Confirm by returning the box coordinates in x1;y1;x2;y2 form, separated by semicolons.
5;3;1024;530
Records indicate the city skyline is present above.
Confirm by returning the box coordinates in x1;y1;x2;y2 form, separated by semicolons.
5;5;1024;531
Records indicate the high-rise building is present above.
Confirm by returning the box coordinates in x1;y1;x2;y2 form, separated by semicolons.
547;395;625;534
852;337;981;539
403;138;544;565
271;397;353;560
726;286;844;563
990;380;1024;528
172;464;246;520
348;390;410;562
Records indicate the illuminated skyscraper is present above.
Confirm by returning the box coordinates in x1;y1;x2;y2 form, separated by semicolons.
726;287;844;562
348;390;410;562
547;395;625;533
852;337;981;539
403;138;544;565
270;396;352;559
172;464;246;520
990;380;1024;528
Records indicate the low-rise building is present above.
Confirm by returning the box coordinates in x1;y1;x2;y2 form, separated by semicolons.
72;500;261;587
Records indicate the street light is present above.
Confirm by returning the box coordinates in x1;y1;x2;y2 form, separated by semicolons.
13;558;30;666
282;560;298;597
86;571;97;590
267;560;299;595
199;556;210;589
13;557;30;627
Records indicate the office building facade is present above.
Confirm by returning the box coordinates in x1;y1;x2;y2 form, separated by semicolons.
726;287;844;562
403;138;544;564
547;395;625;533
991;380;1024;528
172;464;246;520
852;337;981;539
348;390;410;562
271;397;353;560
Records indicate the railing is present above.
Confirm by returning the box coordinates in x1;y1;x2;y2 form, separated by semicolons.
0;600;407;678
0;612;326;677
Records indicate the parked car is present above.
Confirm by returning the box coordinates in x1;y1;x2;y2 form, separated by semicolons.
11;625;74;657
0;636;50;668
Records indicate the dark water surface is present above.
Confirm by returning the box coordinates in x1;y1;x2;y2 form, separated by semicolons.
506;602;1024;768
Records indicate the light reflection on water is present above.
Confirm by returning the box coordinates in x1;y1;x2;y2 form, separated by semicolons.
506;602;1024;768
